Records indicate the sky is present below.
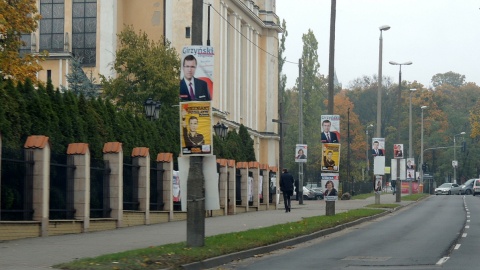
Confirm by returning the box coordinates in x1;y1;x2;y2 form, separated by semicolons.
276;0;480;89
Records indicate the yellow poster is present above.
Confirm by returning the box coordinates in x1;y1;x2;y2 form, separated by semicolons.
322;143;341;172
180;101;212;156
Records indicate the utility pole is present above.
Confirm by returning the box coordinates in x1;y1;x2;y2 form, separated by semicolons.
298;59;304;205
187;0;205;247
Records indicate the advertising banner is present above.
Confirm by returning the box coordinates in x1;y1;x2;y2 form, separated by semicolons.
321;115;340;143
295;144;307;163
322;143;341;172
321;173;339;201
180;46;214;101
180;101;212;156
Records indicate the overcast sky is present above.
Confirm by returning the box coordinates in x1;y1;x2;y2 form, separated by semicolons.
276;0;480;89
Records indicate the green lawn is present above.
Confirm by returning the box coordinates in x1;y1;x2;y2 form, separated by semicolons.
54;208;385;270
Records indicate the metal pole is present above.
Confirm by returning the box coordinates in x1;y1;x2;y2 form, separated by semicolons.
408;90;413;195
298;59;304;205
453;136;457;183
397;65;402;141
376;31;383;137
420;106;427;189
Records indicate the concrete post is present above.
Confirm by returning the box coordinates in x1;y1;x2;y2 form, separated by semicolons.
217;159;228;215
157;153;173;221
260;164;269;210
237;162;249;211
103;142;123;228
132;147;150;225
227;160;236;215
249;162;260;210
67;143;90;232
25;135;51;237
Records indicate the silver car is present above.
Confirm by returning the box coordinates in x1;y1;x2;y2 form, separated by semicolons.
435;183;461;195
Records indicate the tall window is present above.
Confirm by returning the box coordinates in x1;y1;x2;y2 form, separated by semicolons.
39;0;64;52
72;0;97;66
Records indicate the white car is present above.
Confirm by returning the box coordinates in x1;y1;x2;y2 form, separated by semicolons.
435;183;461;195
473;179;480;196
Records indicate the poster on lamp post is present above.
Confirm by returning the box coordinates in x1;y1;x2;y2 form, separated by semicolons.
321;115;340;143
321;173;339;201
322;143;340;172
406;158;415;181
295;144;307;163
180;101;212;156
180;46;214;101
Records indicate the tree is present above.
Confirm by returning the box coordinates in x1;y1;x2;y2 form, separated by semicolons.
101;25;180;115
431;71;465;88
0;0;45;83
61;56;98;98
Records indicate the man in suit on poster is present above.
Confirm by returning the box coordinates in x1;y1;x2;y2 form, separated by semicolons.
180;55;211;101
321;119;339;143
372;140;384;156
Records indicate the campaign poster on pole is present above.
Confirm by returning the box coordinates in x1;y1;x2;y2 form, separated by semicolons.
322;143;340;172
180;101;212;156
295;144;307;163
394;144;404;158
371;138;385;156
321;115;340;143
406;158;415;181
321;173;339;201
180;46;214;101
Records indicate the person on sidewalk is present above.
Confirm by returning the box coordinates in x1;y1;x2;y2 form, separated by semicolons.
280;168;294;212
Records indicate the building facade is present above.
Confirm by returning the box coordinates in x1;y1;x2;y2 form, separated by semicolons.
29;0;281;167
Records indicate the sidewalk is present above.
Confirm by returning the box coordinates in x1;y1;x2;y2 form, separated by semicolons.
0;194;412;270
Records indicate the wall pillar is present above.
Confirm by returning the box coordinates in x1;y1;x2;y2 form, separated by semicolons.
157;153;173;221
67;143;90;232
248;162;260;210
237;162;249;211
227;160;236;215
24;135;51;237
132;147;150;225
217;159;228;216
260;164;269;210
103;142;123;228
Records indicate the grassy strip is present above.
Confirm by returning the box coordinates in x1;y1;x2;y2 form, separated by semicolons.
54;208;384;270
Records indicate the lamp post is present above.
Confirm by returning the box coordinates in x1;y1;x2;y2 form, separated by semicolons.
453;131;466;183
365;124;373;181
420;106;428;189
376;25;390;137
407;88;416;194
389;61;412;141
213;122;228;140
144;98;161;120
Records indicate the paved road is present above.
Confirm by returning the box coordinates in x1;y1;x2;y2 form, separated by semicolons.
0;193;412;270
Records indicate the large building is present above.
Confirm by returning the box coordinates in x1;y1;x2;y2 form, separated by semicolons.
28;0;282;167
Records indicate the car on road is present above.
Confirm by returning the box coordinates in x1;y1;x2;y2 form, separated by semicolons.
473;179;480;196
435;183;461;195
311;187;324;200
292;186;316;200
460;178;476;195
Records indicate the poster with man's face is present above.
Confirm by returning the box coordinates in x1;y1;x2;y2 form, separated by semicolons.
372;137;385;156
322;143;341;172
180;46;214;101
180;101;212;156
321;115;340;143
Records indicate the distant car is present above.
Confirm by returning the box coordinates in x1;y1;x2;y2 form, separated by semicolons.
292;186;316;200
435;183;461;195
473;179;480;196
460;178;477;195
311;187;324;200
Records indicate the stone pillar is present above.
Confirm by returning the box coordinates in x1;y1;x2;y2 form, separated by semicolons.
157;153;173;221
227;160;236;215
67;143;90;232
248;162;260;210
237;162;249;211
260;164;269;210
132;147;150;225
103;142;123;228
24;135;51;237
270;167;280;209
217;159;228;216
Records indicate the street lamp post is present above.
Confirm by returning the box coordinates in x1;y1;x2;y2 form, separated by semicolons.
407;88;416;195
453;131;466;183
420;106;428;189
144;98;161;121
376;25;390;137
365;124;373;182
389;61;413;141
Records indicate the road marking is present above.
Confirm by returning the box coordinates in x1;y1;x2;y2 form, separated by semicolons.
467;220;470;223
466;225;470;229
436;257;449;265
462;233;467;237
454;244;461;250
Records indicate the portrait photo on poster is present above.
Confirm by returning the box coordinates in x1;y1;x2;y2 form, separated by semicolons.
180;46;214;101
321;143;340;172
180;101;212;156
295;144;307;162
372;138;385;156
321;174;339;201
321;115;340;143
394;144;404;158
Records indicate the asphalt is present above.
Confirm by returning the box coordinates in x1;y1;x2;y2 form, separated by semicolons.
0;193;413;270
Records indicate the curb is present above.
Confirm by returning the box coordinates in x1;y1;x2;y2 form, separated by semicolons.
181;204;407;270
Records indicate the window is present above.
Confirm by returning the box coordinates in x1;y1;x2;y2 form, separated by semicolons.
72;0;97;66
39;0;65;52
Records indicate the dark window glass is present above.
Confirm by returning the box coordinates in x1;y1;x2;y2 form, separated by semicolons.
72;0;97;66
39;0;65;52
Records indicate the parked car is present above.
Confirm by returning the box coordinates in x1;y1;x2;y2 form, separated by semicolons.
460;178;476;195
435;183;461;195
311;187;324;200
292;186;316;200
473;179;480;196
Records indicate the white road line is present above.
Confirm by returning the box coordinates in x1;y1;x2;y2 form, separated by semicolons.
466;225;470;229
436;257;450;265
454;244;461;250
462;233;467;237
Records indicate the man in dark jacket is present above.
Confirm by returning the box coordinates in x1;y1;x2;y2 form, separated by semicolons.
280;168;294;212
